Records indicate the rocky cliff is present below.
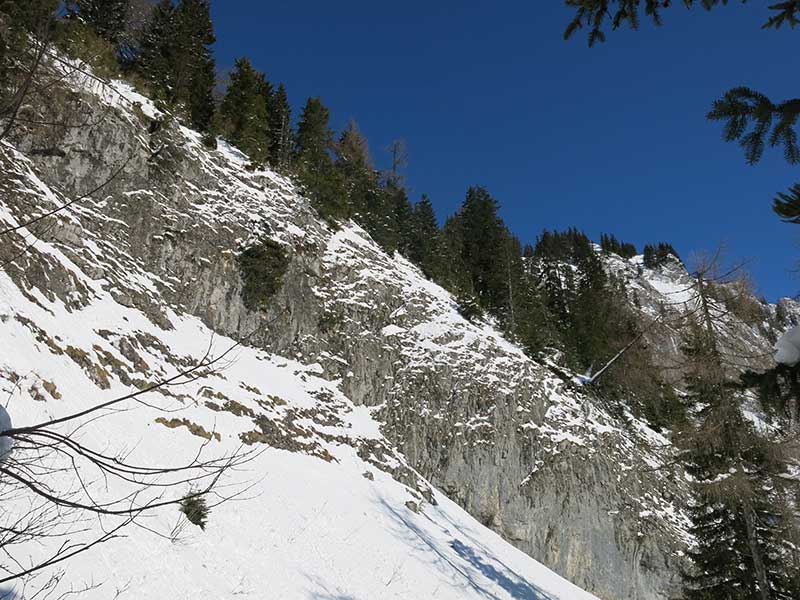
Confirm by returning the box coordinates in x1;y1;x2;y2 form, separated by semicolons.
1;58;793;599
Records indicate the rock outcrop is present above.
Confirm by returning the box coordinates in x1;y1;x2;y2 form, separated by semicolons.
3;60;793;599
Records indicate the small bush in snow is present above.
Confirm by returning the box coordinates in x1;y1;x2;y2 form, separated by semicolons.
180;494;210;530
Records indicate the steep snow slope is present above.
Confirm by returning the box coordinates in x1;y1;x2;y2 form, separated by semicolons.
0;61;610;600
0;237;598;599
0;58;712;599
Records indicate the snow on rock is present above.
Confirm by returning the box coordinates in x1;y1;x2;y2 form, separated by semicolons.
0;57;604;600
775;324;800;365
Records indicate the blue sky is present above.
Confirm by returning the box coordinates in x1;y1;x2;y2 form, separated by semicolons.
211;1;800;301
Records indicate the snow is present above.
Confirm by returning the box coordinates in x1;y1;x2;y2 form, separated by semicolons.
0;63;601;600
0;45;734;596
775;324;800;365
0;253;599;599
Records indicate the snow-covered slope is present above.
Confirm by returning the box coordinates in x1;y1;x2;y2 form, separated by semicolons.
0;245;597;600
12;50;793;599
0;61;614;599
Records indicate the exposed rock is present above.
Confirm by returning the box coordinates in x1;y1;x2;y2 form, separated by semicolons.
2;57;794;600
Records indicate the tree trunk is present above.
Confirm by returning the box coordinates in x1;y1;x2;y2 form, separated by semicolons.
742;500;772;600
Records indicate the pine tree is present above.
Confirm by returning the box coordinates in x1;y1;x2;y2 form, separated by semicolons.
219;57;270;164
173;0;215;131
407;195;441;278
295;97;345;220
135;0;176;100
458;186;508;313
335;120;381;234
66;0;130;45
268;83;292;171
135;0;216;131
677;270;799;599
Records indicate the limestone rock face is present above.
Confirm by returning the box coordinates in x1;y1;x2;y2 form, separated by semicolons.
3;64;793;600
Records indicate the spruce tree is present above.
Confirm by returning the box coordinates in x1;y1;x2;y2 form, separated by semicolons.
268;83;292;171
387;182;414;254
174;0;215;131
563;1;800;225
219;57;270;164
458;186;508;313
679;289;799;599
66;0;130;45
135;0;177;99
438;214;472;296
295;97;345;220
135;0;216;131
407;195;441;278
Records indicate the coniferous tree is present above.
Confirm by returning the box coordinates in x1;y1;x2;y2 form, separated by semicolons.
562;1;800;224
268;83;292;171
219;57;270;164
407;195;442;278
295;97;345;220
386;182;414;254
681;320;798;600
135;0;216;131
174;0;215;131
135;0;174;94
0;0;59;137
600;233;637;259
671;262;800;599
66;0;130;45
643;242;679;269
438;214;472;296
336;120;382;232
458;186;508;313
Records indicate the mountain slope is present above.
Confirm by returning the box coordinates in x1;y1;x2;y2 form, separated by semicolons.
0;57;769;599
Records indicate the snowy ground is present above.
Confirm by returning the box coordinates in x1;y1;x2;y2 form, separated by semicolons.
0;64;600;598
0;255;597;599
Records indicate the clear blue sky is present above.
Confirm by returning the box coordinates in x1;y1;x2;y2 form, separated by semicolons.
210;1;799;301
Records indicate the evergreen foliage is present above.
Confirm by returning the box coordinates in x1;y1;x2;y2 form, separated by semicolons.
642;242;679;269
219;57;271;164
135;0;216;131
531;229;669;406
563;1;796;47
384;182;414;254
0;0;58;119
65;0;130;45
294;97;346;221
600;233;637;259
563;0;800;226
237;239;290;311
773;183;800;224
268;83;292;170
457;187;511;314
707;87;800;165
679;319;800;599
406;195;442;279
180;493;210;530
